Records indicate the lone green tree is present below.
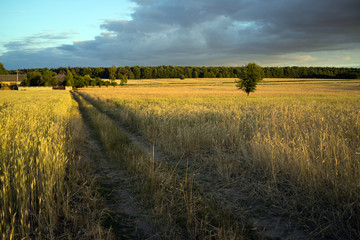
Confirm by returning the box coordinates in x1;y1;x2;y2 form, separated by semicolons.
236;62;264;96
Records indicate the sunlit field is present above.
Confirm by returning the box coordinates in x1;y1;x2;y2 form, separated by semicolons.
79;79;360;239
102;77;360;96
0;91;108;239
1;78;359;239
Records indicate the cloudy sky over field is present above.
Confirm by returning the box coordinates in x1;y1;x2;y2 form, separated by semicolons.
1;0;360;69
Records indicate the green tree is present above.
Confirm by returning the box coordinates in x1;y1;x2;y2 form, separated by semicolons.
120;75;128;85
184;67;192;78
109;65;117;80
20;77;30;86
63;69;74;86
41;69;57;86
92;68;105;78
131;66;141;79
95;77;104;87
140;67;152;79
0;63;9;75
192;69;199;78
115;67;124;79
27;71;43;86
83;75;92;86
74;76;86;88
125;66;135;79
236;62;264;96
89;79;97;86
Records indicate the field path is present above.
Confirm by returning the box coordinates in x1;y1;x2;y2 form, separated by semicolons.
77;91;310;240
115;128;309;239
87;138;160;239
74;92;161;240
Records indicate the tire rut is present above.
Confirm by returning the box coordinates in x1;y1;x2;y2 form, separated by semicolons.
73;91;161;240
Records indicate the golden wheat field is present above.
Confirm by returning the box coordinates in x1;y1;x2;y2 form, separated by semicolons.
1;78;360;239
0;91;109;239
79;79;360;239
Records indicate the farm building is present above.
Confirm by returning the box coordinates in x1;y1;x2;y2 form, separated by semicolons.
0;74;26;89
0;74;71;90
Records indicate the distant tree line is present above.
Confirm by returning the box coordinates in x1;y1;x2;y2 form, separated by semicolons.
20;69;58;86
19;69;120;88
263;66;360;79
2;62;359;87
11;65;360;81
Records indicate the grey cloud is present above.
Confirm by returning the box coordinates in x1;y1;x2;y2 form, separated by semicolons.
3;41;29;51
57;44;77;52
35;33;71;40
1;0;360;69
2;31;74;52
100;0;360;55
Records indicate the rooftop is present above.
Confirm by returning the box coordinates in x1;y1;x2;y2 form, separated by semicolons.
0;74;27;83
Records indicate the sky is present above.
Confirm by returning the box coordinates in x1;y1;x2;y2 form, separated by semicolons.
1;0;360;70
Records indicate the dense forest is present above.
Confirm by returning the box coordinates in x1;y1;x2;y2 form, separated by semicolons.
9;65;360;80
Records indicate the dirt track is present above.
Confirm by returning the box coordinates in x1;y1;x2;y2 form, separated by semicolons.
75;91;310;239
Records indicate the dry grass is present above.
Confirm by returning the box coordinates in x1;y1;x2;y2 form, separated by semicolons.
79;79;360;239
0;91;111;239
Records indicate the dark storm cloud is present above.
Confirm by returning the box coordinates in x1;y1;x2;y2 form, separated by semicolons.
1;0;360;68
68;0;360;61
